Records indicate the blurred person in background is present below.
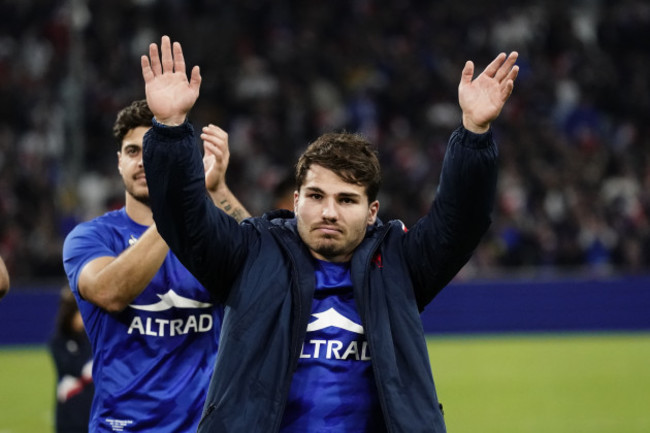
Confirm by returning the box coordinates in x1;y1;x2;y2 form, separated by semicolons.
272;172;298;211
0;256;9;300
49;286;93;433
62;100;250;432
141;36;518;432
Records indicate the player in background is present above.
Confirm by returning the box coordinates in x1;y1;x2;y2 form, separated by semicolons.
63;99;249;432
49;286;94;433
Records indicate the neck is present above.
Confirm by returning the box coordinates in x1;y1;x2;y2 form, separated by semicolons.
124;193;154;226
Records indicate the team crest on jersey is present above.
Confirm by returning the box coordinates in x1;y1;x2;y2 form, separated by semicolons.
128;234;138;246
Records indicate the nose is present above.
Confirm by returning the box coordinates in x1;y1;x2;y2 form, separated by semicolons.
321;198;338;221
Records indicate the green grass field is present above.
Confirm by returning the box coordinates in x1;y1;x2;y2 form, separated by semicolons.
0;345;55;433
428;333;650;433
1;333;649;432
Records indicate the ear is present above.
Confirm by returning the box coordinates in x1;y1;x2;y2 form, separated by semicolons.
117;151;122;174
367;200;379;225
293;190;300;213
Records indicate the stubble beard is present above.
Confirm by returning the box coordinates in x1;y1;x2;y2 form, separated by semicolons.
132;192;150;207
312;238;344;260
125;181;151;207
301;225;351;261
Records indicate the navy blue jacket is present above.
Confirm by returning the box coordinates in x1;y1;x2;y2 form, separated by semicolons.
143;121;498;433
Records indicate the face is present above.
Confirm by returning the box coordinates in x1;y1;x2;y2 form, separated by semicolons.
117;126;151;205
72;311;85;333
295;164;379;262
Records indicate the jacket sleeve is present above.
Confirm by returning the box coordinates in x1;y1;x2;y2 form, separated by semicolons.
403;125;498;309
142;119;248;302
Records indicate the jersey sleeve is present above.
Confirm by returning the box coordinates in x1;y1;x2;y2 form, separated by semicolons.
62;221;119;297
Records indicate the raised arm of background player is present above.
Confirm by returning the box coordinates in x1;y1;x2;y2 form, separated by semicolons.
202;124;250;222
76;127;250;313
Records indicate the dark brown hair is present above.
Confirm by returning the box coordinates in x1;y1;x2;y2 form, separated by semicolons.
295;132;381;202
112;99;154;147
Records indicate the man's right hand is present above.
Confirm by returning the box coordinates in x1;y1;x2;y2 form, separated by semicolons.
141;35;201;126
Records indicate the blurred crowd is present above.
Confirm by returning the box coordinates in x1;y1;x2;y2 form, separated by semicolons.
1;0;649;281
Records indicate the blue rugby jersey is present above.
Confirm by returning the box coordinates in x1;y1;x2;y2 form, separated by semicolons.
280;259;387;432
63;208;222;433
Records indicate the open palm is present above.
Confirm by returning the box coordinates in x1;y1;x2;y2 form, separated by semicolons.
458;52;519;133
141;36;201;126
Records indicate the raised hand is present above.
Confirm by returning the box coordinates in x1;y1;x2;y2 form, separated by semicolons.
459;51;519;133
202;124;230;194
201;125;252;221
141;35;201;126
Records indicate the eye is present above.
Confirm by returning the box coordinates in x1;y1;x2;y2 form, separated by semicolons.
309;193;323;200
125;146;140;156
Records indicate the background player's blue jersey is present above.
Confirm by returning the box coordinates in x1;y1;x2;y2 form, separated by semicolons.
281;259;387;432
63;208;222;433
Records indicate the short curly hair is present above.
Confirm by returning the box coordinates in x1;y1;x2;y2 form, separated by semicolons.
295;132;381;202
112;99;153;147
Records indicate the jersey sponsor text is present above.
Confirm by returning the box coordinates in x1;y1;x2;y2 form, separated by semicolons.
300;339;371;360
127;313;213;336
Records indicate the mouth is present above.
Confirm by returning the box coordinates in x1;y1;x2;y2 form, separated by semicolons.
314;225;342;236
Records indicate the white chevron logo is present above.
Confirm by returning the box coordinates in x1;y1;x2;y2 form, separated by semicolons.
306;307;364;334
130;289;212;312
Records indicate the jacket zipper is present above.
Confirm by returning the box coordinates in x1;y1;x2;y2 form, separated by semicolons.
356;225;394;433
268;227;310;433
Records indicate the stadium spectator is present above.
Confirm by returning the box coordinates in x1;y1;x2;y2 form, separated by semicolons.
272;172;297;211
0;1;649;277
140;36;517;432
0;256;9;299
62;100;249;432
